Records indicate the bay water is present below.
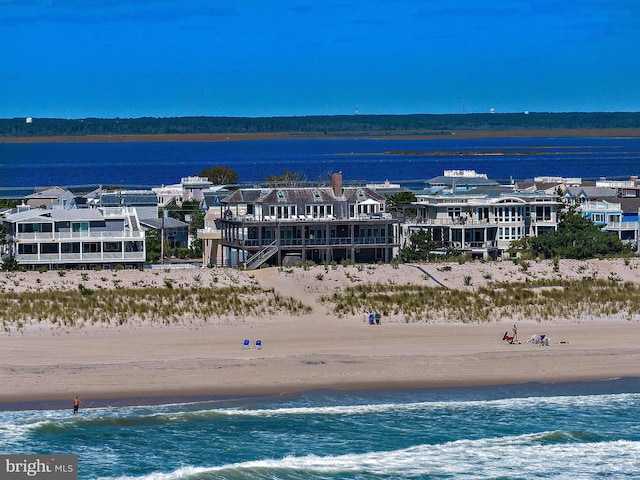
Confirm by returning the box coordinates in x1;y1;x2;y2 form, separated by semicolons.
2;136;640;196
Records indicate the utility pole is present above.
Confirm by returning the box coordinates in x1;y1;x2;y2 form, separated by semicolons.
160;209;165;265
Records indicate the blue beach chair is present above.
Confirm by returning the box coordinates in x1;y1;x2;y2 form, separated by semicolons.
242;339;251;349
255;339;262;350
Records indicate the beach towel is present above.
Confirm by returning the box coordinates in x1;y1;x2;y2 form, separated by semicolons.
502;331;514;342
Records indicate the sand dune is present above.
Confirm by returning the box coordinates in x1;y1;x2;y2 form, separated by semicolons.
1;258;639;408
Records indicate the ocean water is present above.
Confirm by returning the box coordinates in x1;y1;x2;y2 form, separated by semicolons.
2;379;640;480
2;136;640;195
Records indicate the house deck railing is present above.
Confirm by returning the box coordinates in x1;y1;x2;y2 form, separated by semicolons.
230;237;396;248
605;221;638;231
228;213;395;222
15;251;146;264
16;231;146;241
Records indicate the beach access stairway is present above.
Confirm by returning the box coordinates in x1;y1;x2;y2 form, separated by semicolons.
244;240;279;269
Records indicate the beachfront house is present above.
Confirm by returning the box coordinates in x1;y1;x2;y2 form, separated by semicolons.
405;171;560;258
578;200;623;227
579;198;640;244
217;172;400;268
1;206;146;269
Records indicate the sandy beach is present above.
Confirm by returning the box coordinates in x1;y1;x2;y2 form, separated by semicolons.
2;258;640;409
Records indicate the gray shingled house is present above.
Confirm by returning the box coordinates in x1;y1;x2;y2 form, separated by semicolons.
218;173;400;268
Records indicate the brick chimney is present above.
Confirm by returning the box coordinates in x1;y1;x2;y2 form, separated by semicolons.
331;172;343;197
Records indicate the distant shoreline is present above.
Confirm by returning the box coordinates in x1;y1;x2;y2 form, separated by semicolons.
3;128;640;143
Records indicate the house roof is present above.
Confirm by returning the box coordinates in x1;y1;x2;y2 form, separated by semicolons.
565;186;617;199
4;209;47;222
617;197;640;213
100;192;158;206
222;186;384;205
4;208;103;223
202;190;231;207
515;181;562;192
139;217;189;229
49;209;104;221
26;186;71;199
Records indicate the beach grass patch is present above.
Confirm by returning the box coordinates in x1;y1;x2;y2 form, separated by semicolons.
321;278;640;323
0;283;312;330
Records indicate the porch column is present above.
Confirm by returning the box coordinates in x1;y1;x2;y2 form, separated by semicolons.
350;224;355;260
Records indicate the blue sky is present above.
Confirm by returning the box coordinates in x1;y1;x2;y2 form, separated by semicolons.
2;0;639;118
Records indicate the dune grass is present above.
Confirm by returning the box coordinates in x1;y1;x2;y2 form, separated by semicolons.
1;284;312;332
321;278;640;323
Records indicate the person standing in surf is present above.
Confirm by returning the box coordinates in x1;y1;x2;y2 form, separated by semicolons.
73;395;81;414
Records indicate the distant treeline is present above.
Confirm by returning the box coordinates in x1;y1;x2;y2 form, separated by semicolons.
2;112;640;138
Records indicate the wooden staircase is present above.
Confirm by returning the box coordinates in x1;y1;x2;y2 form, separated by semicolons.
244;240;279;269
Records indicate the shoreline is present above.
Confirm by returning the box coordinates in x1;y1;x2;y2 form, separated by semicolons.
2;375;637;412
3;128;640;143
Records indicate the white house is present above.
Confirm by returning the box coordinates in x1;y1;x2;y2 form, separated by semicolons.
2;206;146;269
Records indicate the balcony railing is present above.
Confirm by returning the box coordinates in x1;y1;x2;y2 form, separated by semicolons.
226;213;395;223
16;231;145;241
414;218;495;226
441;241;498;250
15;251;146;264
605;221;639;231
224;236;395;249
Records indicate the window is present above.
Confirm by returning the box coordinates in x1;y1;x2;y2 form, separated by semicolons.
496;206;524;222
61;242;80;254
18;243;38;254
19;223;51;233
82;243;101;253
447;207;462;218
274;205;297;218
41;243;59;254
307;204;332;218
72;222;89;236
498;226;523;241
125;241;143;252
536;206;552;221
104;242;122;253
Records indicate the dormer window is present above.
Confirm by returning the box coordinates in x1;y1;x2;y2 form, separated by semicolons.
277;190;285;199
357;189;365;198
313;189;322;200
